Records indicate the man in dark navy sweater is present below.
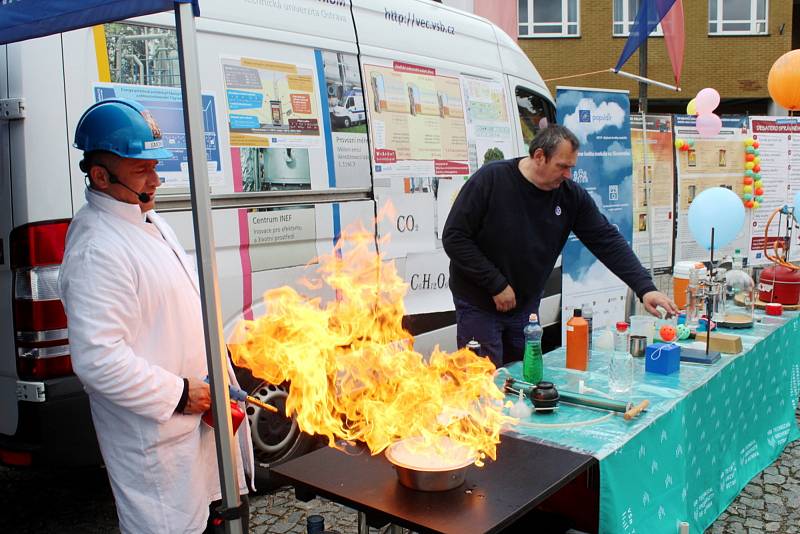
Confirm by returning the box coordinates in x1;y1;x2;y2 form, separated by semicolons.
442;125;677;366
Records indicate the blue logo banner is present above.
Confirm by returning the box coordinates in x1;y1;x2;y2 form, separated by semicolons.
557;87;633;332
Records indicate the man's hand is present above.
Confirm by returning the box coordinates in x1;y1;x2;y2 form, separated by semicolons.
642;290;679;318
493;285;516;312
183;377;212;414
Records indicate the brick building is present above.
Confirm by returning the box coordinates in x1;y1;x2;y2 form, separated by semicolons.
444;0;798;115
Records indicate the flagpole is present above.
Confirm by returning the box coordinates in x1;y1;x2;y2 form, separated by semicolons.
639;33;648;113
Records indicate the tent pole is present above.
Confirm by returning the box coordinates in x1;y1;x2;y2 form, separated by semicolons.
174;3;243;534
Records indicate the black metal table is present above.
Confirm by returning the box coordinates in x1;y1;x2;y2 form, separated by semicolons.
272;435;597;534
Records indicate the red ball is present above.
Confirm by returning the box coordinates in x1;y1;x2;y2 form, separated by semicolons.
753;141;760;149
659;324;677;342
754;165;761;173
743;177;754;185
745;154;755;161
755;187;764;196
745;200;755;208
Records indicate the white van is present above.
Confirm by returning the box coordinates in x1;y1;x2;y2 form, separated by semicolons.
0;0;557;484
330;88;366;129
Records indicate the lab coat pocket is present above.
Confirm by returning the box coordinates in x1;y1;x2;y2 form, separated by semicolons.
156;412;202;448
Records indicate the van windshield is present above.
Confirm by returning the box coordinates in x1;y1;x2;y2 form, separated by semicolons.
515;87;555;150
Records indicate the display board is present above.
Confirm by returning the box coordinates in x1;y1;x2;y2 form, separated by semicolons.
674;115;750;263
747;116;800;265
630;114;675;273
557;87;633;335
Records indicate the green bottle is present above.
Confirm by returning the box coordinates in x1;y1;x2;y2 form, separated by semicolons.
522;313;544;383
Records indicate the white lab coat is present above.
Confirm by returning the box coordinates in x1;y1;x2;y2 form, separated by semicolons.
59;189;254;534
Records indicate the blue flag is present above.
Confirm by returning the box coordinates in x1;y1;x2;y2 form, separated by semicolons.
614;0;678;73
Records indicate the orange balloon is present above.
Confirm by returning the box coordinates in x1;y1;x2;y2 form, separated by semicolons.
753;141;760;149
755;187;764;196
744;177;754;185
753;165;761;173
768;50;800;110
746;154;755;162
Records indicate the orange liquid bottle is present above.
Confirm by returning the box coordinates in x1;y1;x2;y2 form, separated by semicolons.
566;308;589;371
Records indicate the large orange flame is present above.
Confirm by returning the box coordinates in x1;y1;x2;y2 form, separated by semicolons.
230;223;513;464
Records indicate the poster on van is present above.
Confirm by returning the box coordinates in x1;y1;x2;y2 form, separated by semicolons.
673;115;749;262
246;206;318;271
460;75;515;174
362;58;469;177
221;56;322;147
92;83;223;189
318;50;370;189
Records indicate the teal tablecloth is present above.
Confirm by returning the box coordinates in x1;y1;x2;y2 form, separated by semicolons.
499;311;800;533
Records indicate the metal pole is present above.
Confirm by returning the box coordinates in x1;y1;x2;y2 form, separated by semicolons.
174;4;243;534
642;112;655;280
638;37;648;114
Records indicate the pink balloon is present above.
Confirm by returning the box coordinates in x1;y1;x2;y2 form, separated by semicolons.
696;113;722;138
695;88;721;114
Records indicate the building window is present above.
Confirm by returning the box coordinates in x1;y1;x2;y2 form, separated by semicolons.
708;0;767;35
515;86;555;149
613;0;663;37
518;0;579;38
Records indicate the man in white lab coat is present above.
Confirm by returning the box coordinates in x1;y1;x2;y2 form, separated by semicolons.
59;98;253;533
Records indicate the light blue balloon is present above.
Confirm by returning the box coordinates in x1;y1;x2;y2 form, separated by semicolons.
688;187;746;250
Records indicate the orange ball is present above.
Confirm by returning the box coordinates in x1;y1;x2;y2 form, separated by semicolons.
745;200;755;208
746;154;755;162
753;165;761;173
743;177;754;185
768;50;800;111
755;187;764;196
660;324;677;342
753;141;760;149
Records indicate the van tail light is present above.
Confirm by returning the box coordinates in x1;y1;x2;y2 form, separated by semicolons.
10;220;73;380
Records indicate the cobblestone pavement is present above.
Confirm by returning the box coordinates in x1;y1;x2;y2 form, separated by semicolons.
2;405;799;533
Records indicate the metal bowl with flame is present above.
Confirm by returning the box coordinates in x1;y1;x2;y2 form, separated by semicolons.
384;436;477;491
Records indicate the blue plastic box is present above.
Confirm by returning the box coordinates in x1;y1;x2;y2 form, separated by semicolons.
645;342;681;375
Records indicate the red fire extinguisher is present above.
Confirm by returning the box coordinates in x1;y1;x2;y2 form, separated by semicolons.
202;401;246;433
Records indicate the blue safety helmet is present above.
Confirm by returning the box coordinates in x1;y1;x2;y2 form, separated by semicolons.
74;98;173;160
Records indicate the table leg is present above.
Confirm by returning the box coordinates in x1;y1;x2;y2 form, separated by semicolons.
358;511;370;534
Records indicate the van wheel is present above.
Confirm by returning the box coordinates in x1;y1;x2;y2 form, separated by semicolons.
236;372;320;492
342;117;351;128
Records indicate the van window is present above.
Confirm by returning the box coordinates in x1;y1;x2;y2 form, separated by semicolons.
515;86;555;149
104;23;180;87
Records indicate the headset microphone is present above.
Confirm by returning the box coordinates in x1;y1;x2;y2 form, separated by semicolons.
114;179;151;203
105;168;151;203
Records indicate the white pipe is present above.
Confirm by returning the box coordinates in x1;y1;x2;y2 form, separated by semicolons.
612;69;681;92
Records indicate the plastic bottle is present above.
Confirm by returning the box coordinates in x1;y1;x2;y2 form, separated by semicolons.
522;313;544;383
583;303;594;351
609;321;634;394
565;308;589;371
613;321;630;354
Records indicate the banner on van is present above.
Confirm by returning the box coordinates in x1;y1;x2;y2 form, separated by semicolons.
557;86;633;336
92;83;223;189
363;58;469;177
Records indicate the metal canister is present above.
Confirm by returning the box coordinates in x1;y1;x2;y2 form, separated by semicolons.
466;339;482;356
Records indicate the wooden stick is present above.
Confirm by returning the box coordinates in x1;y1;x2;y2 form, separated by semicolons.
624;399;650;421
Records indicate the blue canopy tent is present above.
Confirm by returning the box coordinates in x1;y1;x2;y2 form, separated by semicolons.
0;2;244;532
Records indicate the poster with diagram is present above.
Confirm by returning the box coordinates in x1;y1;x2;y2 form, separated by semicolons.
460;75;515;174
363;58;469;177
92;83;222;189
674;115;750;262
222;55;322;194
630;114;675;272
